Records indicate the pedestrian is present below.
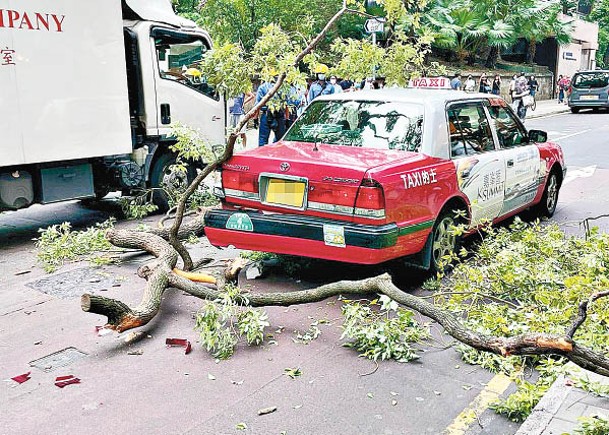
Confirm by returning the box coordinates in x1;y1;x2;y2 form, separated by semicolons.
307;64;334;103
557;74;565;103
256;72;287;146
285;84;305;130
508;74;518;102
558;75;570;104
479;73;491;93
228;93;247;148
528;75;539;98
450;72;462;90
329;75;343;93
339;78;354;92
464;74;476;93
512;73;530;121
491;74;501;95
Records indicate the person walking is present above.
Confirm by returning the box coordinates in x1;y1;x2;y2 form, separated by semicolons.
508;74;518;102
491;75;501;95
464;74;476;93
557;74;565;103
228;93;247;148
478;73;490;93
512;73;530;120
307;64;334;103
256;73;287;146
528;75;539;98
450;72;462;90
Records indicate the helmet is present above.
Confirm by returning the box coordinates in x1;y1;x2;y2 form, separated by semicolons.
184;67;202;84
314;64;329;74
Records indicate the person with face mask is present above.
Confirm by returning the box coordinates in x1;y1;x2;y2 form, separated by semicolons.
330;75;343;93
307;64;335;103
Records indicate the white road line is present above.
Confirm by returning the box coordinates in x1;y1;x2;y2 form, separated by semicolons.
563;165;597;185
553;129;592;141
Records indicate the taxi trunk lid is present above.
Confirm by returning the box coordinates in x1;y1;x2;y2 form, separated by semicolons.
220;141;424;220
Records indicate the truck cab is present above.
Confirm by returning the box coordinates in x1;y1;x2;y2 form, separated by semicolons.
0;0;224;212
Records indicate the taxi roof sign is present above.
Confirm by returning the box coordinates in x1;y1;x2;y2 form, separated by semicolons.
408;77;452;89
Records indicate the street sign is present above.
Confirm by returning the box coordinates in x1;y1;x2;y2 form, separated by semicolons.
364;18;385;33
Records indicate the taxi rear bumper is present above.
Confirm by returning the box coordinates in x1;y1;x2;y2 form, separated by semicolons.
204;209;432;264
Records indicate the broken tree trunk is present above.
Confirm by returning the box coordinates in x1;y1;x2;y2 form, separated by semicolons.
81;228;609;378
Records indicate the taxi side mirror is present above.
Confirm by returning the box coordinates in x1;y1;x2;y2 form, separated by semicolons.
528;129;547;143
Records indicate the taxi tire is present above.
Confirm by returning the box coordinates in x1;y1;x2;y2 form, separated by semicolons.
534;171;560;218
429;211;460;274
570;107;580;114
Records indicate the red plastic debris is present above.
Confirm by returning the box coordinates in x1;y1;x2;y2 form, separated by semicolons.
11;372;31;384
54;375;81;388
165;338;192;355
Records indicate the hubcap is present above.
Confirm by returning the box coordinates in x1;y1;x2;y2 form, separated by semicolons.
546;174;558;212
432;216;456;267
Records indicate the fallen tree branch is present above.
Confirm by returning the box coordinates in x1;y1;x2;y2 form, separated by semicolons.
83;228;609;377
566;289;609;339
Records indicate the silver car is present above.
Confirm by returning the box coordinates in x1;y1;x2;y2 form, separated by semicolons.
568;70;609;113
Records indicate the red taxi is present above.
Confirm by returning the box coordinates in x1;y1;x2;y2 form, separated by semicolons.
204;89;566;271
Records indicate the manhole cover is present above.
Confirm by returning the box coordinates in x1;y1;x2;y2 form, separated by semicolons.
27;267;120;299
29;347;88;372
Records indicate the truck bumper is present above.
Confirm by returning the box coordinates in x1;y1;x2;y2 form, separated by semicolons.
204;210;432;265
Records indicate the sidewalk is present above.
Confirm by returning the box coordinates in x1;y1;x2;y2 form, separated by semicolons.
527;98;571;120
516;363;609;434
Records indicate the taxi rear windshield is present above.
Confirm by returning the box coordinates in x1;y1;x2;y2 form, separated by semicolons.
284;100;424;152
572;72;609;89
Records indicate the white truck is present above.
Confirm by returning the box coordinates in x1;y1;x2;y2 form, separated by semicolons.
0;0;225;211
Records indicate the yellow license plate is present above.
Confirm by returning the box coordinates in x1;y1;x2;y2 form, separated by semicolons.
265;179;306;207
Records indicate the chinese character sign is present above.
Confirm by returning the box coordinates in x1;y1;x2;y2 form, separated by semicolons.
1;47;15;65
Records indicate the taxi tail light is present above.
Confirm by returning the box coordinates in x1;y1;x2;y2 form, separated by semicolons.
222;171;258;193
354;179;386;219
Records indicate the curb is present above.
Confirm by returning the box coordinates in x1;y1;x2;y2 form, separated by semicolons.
516;362;609;435
515;373;572;435
527;107;570;119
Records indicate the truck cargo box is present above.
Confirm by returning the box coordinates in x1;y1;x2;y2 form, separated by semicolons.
0;0;132;166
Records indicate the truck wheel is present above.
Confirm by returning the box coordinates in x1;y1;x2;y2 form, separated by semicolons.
430;212;460;273
533;171;560;218
149;153;196;212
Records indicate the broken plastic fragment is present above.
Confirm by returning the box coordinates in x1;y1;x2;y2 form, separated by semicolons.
55;375;80;388
95;326;112;337
11;372;31;384
165;338;192;355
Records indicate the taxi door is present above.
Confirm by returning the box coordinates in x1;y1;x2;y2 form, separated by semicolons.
447;101;505;226
486;101;541;216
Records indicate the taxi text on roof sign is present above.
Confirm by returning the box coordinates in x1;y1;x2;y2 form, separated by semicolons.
408;77;452;89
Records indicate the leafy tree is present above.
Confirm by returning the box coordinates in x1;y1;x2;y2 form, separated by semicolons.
588;0;609;67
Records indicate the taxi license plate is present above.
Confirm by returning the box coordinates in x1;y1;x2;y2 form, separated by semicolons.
265;178;306;208
580;95;599;100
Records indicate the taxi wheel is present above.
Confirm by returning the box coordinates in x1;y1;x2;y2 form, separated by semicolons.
430;213;459;273
570;107;580;114
535;171;560;218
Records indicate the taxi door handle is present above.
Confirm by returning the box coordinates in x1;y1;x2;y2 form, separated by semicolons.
507;159;514;167
212;116;222;121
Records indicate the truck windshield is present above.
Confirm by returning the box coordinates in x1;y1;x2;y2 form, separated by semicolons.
284;100;424;152
155;38;218;100
572;72;609;89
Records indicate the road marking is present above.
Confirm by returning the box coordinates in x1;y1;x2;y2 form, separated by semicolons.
553;129;592;141
443;373;512;435
563;165;597;185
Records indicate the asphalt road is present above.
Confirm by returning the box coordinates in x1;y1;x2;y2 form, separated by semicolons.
1;110;608;435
